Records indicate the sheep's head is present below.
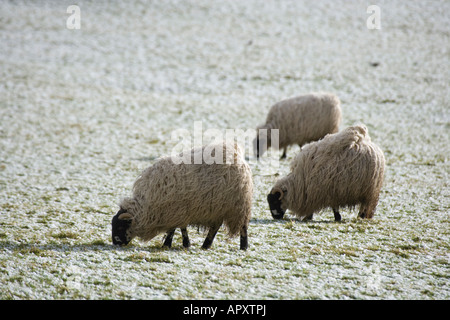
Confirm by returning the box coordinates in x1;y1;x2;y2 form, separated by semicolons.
267;187;286;219
111;208;133;246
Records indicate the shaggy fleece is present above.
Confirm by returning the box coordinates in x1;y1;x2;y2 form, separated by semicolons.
272;125;385;219
120;142;253;242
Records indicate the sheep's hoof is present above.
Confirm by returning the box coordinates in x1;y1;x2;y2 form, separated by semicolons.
162;238;172;248
332;208;341;222
183;239;191;248
201;239;213;250
240;236;248;250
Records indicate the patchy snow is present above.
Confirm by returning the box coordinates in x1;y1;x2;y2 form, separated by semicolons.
0;0;449;299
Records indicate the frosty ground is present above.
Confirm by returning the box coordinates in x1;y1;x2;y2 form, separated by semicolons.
0;0;448;299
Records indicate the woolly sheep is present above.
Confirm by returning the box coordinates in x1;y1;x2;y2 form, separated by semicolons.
267;125;385;221
112;142;253;250
254;92;342;159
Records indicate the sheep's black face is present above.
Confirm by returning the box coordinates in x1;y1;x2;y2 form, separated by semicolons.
268;192;285;219
111;208;133;246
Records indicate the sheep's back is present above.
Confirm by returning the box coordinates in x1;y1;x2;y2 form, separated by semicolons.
267;93;341;146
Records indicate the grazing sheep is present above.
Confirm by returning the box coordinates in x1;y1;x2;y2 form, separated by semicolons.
112;142;253;250
267;125;385;221
254;92;342;159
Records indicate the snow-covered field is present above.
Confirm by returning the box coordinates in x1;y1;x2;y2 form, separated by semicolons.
0;0;449;299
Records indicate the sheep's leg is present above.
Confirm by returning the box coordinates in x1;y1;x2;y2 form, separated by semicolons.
181;228;190;248
332;207;341;221
202;225;220;250
240;224;248;251
256;139;260;159
280;147;287;160
162;229;175;248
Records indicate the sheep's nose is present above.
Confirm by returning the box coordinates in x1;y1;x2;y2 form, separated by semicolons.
271;209;284;219
112;235;123;245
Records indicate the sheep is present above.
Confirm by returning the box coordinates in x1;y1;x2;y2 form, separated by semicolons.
267;125;385;221
253;92;342;159
111;142;253;250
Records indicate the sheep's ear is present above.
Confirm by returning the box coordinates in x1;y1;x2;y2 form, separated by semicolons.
118;212;133;220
